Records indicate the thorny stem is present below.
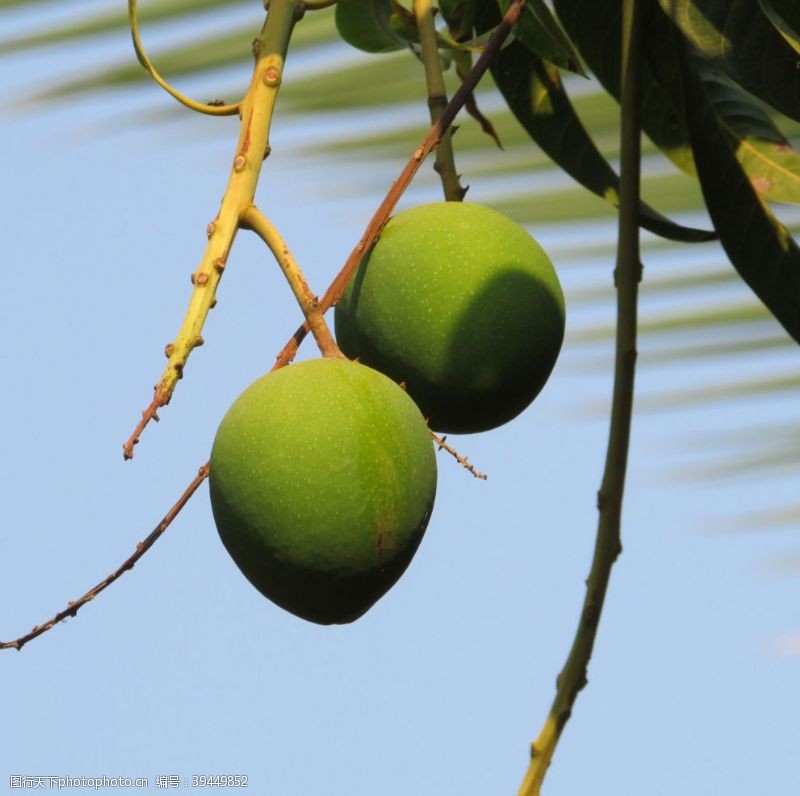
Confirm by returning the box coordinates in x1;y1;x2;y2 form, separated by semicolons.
413;0;467;201
271;0;526;370
0;466;210;651
518;1;643;793
124;0;301;460
431;433;487;480
240;205;342;358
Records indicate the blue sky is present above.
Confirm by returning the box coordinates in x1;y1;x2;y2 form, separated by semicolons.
1;4;799;794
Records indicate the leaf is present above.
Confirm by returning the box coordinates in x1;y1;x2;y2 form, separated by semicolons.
496;0;585;75
554;0;696;173
553;0;800;203
439;0;478;38
678;46;800;344
662;0;800;122
699;65;800;205
386;4;493;52
490;38;715;242
335;0;407;53
757;0;800;55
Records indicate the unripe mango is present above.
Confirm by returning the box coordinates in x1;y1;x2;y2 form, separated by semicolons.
335;202;565;433
209;358;437;625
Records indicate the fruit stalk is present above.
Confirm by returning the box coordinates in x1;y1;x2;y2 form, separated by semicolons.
124;0;301;459
518;0;643;792
240;205;342;358
271;0;527;371
413;0;466;201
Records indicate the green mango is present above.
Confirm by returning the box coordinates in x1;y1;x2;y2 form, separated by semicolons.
209;358;437;625
335;202;566;433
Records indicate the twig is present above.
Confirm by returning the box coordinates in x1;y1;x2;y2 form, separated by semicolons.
0;465;210;652
414;0;467;201
240;205;342;358
431;432;487;480
128;0;241;116
517;2;643;792
271;0;527;370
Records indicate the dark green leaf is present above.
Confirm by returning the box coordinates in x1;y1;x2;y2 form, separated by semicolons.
757;0;800;55
679;46;800;344
439;0;478;38
335;0;407;53
554;0;695;173
663;0;800;122
497;0;585;75
554;0;800;203
699;65;800;205
491;39;715;242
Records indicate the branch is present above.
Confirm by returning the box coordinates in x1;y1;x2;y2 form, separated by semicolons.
271;0;527;370
123;0;301;459
431;433;487;480
240;205;342;358
0;465;210;652
518;1;643;792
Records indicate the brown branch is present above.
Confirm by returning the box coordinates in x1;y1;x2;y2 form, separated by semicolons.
271;0;527;370
0;464;210;651
124;400;162;460
431;432;488;480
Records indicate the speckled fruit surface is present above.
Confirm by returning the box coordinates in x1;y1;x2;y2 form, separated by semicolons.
209;358;437;625
334;202;566;433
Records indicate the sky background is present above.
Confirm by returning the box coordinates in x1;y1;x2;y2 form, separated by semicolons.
1;3;799;794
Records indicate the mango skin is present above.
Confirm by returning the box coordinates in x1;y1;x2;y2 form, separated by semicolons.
209;358;437;625
334;202;566;433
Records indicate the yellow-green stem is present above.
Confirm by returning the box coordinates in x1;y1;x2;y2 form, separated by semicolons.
518;0;642;792
413;0;466;201
128;0;241;116
240;204;342;358
125;0;301;458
